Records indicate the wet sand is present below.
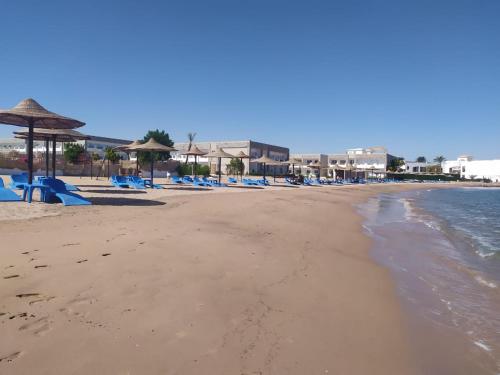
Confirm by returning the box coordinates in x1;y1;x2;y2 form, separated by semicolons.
0;178;470;374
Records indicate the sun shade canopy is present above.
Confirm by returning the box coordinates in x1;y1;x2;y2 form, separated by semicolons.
128;138;177;152
14;128;89;142
0;98;85;129
180;144;207;156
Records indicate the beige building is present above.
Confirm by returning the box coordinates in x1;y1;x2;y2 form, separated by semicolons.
288;153;329;177
172;140;289;176
291;147;398;178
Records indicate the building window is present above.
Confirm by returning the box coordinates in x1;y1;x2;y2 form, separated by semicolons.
413;167;418;172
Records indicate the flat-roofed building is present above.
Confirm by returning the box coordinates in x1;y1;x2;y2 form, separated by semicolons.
290;147;396;178
288;153;329;177
172;140;289;176
0;135;131;159
442;155;500;182
328;146;398;178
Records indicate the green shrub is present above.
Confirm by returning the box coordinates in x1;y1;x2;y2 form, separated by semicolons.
64;143;85;163
176;163;210;177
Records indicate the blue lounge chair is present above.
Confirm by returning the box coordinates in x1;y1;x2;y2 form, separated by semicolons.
126;176;147;189
192;177;211;187
242;178;259;186
9;173;28;190
0;177;21;202
126;176;163;189
40;178;91;206
111;175;130;188
36;176;81;192
171;176;184;184
228;177;238;184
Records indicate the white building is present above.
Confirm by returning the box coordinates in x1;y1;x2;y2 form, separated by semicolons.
403;161;439;173
0;135;131;159
442;156;500;182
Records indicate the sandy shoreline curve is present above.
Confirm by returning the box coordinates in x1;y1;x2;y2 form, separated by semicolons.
0;179;473;374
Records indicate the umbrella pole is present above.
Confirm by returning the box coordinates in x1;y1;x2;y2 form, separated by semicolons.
194;156;197;178
240;157;243;182
27;121;34;185
45;139;49;177
150;153;154;186
136;154;139;176
52;135;56;179
273;167;276;183
90;156;93;180
263;163;266;181
218;157;221;184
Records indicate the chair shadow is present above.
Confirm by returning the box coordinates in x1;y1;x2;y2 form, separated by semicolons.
83;189;147;195
272;184;300;188
89;197;166;206
226;185;265;190
165;186;213;191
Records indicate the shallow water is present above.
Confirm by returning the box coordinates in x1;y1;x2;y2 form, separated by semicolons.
360;188;500;374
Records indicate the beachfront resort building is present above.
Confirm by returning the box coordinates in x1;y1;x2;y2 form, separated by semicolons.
0;136;131;159
172;140;289;176
291;147;398;178
442;156;500;182
403;161;440;173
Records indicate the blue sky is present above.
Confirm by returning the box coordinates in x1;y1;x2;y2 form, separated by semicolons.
0;0;499;160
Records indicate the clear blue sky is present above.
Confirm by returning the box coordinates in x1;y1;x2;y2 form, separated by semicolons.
0;0;499;160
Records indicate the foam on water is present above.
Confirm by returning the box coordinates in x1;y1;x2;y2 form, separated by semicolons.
360;188;500;374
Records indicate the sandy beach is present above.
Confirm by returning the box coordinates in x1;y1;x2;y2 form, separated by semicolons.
0;179;464;374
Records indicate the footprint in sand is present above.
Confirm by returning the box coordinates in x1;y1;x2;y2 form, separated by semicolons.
16;293;40;299
60;296;97;318
19;316;51;336
8;312;29;320
29;296;55;306
76;259;88;264
0;351;23;363
3;275;19;279
34;265;48;269
101;253;111;257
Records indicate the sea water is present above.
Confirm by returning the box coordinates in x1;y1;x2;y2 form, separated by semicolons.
361;187;500;374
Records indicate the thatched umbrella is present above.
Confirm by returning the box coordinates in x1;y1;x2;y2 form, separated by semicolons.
115;140;143;175
233;150;251;181
180;144;207;177
251;155;282;182
128;138;177;185
14;128;89;179
285;157;302;176
0;98;84;184
307;160;322;179
207;148;234;184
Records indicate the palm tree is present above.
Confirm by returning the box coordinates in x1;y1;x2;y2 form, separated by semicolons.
184;132;197;164
433;155;446;163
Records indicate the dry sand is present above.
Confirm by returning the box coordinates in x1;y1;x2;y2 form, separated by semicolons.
0;178;458;374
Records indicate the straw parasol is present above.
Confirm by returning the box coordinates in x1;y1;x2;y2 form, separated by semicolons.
114;140;143;175
284;157;302;176
233;150;251;181
180;144;207;177
251;154;282;182
14;128;89;178
0;98;85;184
206;148;234;184
128;138;177;185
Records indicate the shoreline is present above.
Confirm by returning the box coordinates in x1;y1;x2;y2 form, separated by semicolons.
0;181;468;374
360;188;500;374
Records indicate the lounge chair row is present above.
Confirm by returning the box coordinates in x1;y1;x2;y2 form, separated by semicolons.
171;176;226;187
111;175;163;189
